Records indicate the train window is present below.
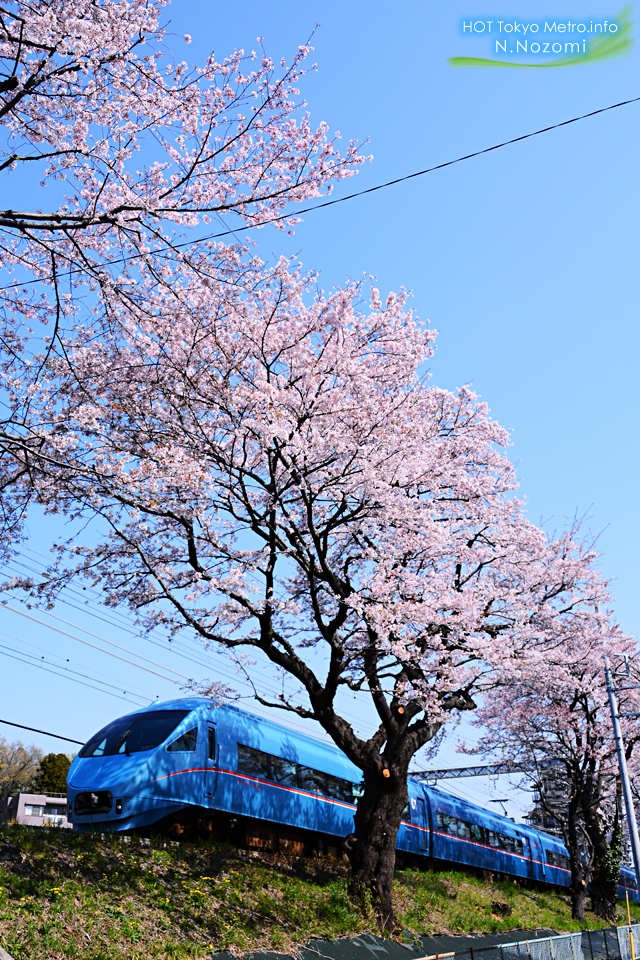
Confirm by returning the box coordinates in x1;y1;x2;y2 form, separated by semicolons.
545;849;570;870
435;811;524;856
457;820;472;841
469;823;484;843
208;728;216;761
167;727;198;752
324;773;355;804
237;744;271;780
237;743;360;804
620;873;638;890
436;812;457;835
298;765;327;795
270;755;299;788
501;835;523;856
436;812;448;833
79;710;189;757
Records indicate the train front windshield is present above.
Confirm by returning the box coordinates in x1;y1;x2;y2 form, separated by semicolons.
79;710;189;758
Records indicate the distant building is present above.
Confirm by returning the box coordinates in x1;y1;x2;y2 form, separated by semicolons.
0;793;71;829
525;771;568;839
525;774;633;867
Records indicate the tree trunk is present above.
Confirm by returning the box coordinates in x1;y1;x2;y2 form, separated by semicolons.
565;790;587;921
347;767;408;932
568;842;587;922
588;817;622;922
570;871;587;922
583;777;621;922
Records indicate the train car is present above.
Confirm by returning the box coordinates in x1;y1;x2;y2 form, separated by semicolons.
619;865;638;901
66;697;639;902
424;786;567;886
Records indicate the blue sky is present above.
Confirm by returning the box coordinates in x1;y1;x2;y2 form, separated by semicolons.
2;0;638;819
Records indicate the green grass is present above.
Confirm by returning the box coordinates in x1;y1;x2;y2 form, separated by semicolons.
1;824;639;959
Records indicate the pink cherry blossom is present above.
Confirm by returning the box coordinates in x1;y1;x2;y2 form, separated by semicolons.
0;252;627;927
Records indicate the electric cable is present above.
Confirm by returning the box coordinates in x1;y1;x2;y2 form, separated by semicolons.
0;647;147;707
1;93;639;292
3;592;192;681
0;626;155;698
0;600;184;685
0;559;319;712
0;645;145;707
0;637;151;703
0;717;83;745
0;549;378;734
1;553;233;675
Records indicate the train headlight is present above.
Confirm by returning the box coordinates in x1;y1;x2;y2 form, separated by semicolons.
115;799;123;815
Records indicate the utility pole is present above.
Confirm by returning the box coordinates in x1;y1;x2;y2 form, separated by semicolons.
604;656;640;894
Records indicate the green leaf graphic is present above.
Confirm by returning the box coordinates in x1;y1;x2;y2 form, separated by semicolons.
449;5;632;67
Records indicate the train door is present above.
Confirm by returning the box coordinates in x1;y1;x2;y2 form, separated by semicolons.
521;835;536;880
412;796;429;851
529;834;546;882
203;723;217;804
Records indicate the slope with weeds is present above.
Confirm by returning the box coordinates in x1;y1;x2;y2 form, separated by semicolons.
1;825;639;960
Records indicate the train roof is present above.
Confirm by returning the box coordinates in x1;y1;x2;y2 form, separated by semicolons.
117;696;356;763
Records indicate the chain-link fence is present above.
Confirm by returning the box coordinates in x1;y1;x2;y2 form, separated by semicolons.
448;926;640;960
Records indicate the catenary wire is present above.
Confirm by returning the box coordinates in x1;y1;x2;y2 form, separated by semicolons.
0;583;368;744
0;717;83;745
3;592;193;681
1;553;237;676
0;580;516;758
0;626;154;698
3;541;463;744
0;642;147;706
0;647;147;707
1;550;378;736
0;558;333;716
2;547;498;752
0;601;185;685
1;94;639;292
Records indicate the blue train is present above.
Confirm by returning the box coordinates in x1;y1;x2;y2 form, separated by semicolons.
66;697;638;900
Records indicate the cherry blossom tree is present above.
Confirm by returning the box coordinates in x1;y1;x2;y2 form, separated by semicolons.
0;0;363;364
464;555;640;921
0;250;615;928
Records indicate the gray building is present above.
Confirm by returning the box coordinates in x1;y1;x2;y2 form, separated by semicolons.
0;792;71;829
525;771;568;839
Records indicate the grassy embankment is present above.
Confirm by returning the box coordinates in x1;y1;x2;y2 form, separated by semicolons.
1;824;640;960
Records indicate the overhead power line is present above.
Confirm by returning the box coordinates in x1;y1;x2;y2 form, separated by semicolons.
0;646;149;706
0;717;83;745
1;601;185;685
1;93;639;293
0;626;153;699
9;599;193;682
1;550;378;737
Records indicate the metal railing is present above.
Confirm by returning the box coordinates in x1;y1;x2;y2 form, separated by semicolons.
425;926;640;960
